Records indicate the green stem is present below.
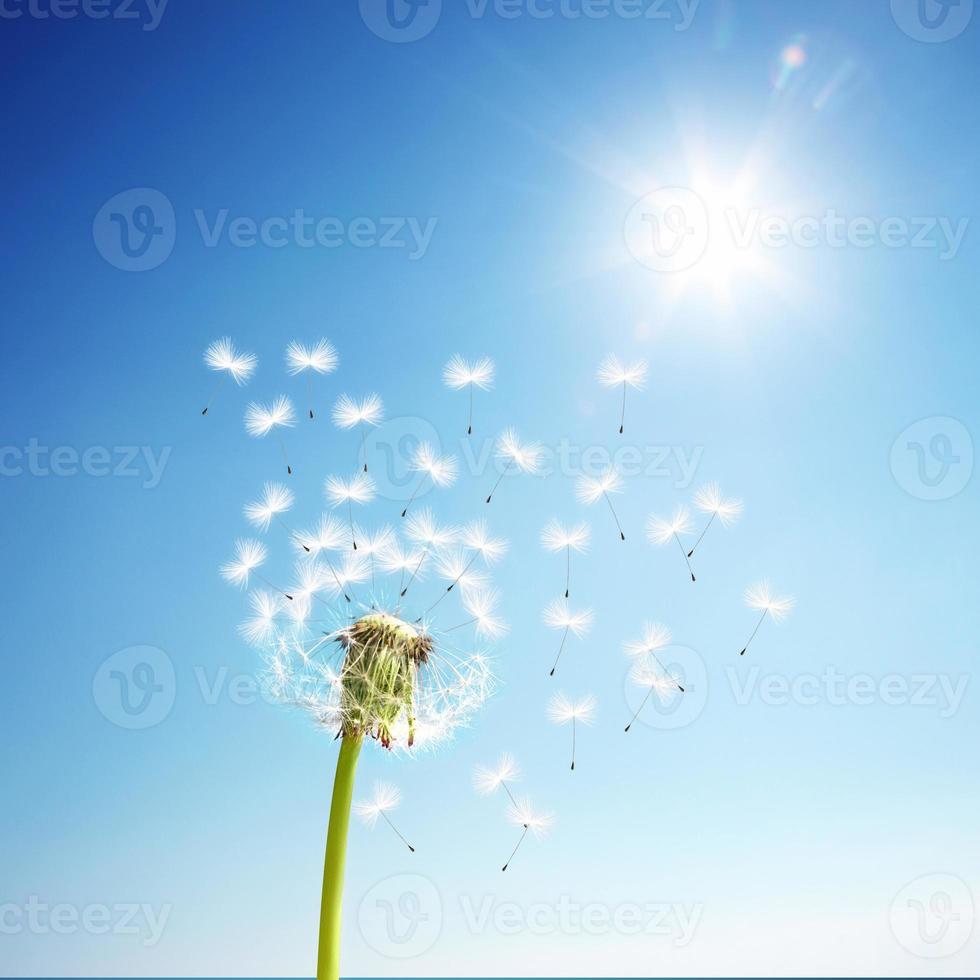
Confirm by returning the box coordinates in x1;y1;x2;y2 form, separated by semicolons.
317;735;363;980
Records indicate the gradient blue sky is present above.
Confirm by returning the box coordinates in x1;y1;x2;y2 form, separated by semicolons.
2;1;979;977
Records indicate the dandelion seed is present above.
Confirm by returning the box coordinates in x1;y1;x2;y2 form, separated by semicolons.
428;521;508;613
245;396;297;475
541;520;590;598
201;337;257;415
486;428;543;504
688;483;743;558
543;599;594;677
238;590;282;646
739;581;795;656
332;394;384;472
399;508;459;598
473;753;521;806
443;354;495;435
401;442;459;518
597;354;647;434
379;542;430;596
286;339;339;420
351;524;394;593
624;660;680;733
502;797;553;872
624;623;684;692
244;482;306;551
547;693;596;771
325;474;377;553
220;538;293;600
646;507;697;582
446;589;508;640
576;469;626;541
354;782;415;852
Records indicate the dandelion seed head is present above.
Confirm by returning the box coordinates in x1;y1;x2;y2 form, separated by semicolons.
354;781;401;827
507;797;554;837
244;482;295;532
646;506;694;546
576;468;624;505
204;337;257;385
332;393;384;430
547;692;597;726
410;442;459;488
542;599;594;638
597;355;648;390
693;483;744;527
443;355;495;391
744;581;796;622
496;428;544;475
473;753;520;795
325;473;377;507
221;538;268;589
462;520;509;565
244;396;296;437
285;339;339;376
541;520;591;553
625;622;672;658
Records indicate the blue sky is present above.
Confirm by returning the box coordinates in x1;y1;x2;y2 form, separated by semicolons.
2;1;979;977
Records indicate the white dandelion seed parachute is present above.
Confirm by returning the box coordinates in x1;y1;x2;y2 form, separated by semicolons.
541;519;591;598
739;581;795;656
547;692;597;771
332;393;384;472
443;354;495;435
597;354;648;434
285;339;338;420
486;428;544;504
646;506;697;582
688;483;743;559
201;337;257;415
244;396;297;476
543;599;594;677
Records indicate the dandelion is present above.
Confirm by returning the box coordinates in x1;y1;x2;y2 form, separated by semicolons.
351;524;394;592
332;394;384;472
286;339;339;420
238;590;282;646
325;474;377;552
443;354;495;435
624;623;685;693
597;354;647;434
646;507;697;582
244;482;308;552
547;693;596;771
576;468;626;542
435;550;490;594
688;483;743;558
245;396;297;475
429;521;508;608
401;442;459;518
486;428;543;504
541;520;590;598
739;581;795;656
624;660;681;733
354;782;415;852
380;541;429;597
201;337;257;415
543;599;594;677
501;797;554;872
473;753;521;806
220;538;293;601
